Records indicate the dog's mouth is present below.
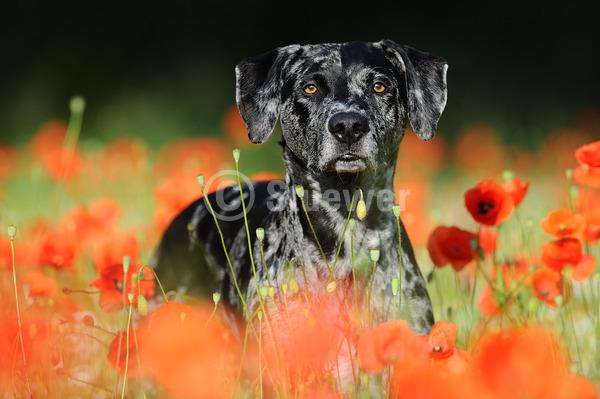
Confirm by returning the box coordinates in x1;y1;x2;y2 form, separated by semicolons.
332;153;367;173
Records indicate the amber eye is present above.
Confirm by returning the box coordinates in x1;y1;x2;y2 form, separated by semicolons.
304;84;317;94
373;82;386;93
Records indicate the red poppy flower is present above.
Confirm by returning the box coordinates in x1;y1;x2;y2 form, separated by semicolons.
0;316;50;373
541;237;583;272
540;208;586;238
575;140;600;168
92;232;139;272
532;267;567;309
478;227;497;257
424;321;470;375
502;179;529;206
107;328;147;378
21;271;58;297
478;287;500;317
143;301;238;399
473;328;567;398
357;319;427;373
27;120;68;158
573;164;600;188
571;255;596;282
36;230;77;269
89;262;155;314
154;138;231;178
427;226;477;271
465;180;514;226
583;208;600;243
43;147;83;180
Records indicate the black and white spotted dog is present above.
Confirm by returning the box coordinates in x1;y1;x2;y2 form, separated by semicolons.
152;40;447;336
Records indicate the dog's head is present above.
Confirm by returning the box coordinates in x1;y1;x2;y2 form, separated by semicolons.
236;40;447;174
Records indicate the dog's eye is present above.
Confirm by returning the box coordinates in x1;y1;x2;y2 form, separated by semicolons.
304;84;318;94
373;82;386;93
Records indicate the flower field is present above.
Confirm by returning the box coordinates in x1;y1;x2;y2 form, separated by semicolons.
1;98;600;398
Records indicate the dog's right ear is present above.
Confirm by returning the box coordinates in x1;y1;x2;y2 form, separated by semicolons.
235;46;300;144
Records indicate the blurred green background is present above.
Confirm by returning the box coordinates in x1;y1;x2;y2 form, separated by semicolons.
1;1;599;149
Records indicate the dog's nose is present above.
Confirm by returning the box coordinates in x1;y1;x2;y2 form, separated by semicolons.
328;112;370;145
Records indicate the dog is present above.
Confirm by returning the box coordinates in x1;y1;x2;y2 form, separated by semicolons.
151;40;447;340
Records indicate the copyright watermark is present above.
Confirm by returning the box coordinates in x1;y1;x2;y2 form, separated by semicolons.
202;170;411;222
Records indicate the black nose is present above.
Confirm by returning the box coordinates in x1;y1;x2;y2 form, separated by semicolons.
328;112;370;145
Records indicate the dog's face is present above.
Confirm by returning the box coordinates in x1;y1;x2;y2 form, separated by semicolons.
236;40;447;174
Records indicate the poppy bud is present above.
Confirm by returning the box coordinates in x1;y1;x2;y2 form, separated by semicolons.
137;295;148;316
370;248;380;263
356;199;367;220
260;286;268;298
257;310;263;321
392;277;399;296
327;281;337;293
256;228;265;242
565;168;573;180
289;278;299;293
197;174;205;187
502;169;515;182
213;292;221;305
127;292;134;304
69;95;86;115
7;224;17;239
282;283;288;294
554;295;564;307
392;204;401;219
268;286;275;299
295;185;305;198
122;256;131;274
232;148;241;163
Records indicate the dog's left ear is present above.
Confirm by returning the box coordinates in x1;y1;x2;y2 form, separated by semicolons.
378;40;448;141
235;45;301;144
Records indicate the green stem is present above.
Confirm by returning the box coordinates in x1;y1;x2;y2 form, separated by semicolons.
137;264;169;303
9;233;33;399
121;299;134;399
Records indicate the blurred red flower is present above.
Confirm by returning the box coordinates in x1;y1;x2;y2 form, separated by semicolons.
465;180;514;226
427;226;477;271
357;319;428;373
43;147;83;180
0;145;16;181
37;230;77;269
502;179;529;206
62;197;123;249
92;232;139;272
143;301;238;399
540;208;586;238
540;238;595;281
107;328;147;378
222;104;250;145
532;267;567;309
424;320;470;375
101;136;150;178
575;140;600;168
89;262;154;314
27;120;68;158
478;227;497;256
470;327;594;399
0;316;50;373
573;164;600;188
21;271;58;297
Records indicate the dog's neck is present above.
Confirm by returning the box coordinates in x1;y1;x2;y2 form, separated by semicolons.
281;145;398;257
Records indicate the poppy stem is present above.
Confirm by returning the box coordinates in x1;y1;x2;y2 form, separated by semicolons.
137;265;168;304
120;294;134;399
8;226;33;399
